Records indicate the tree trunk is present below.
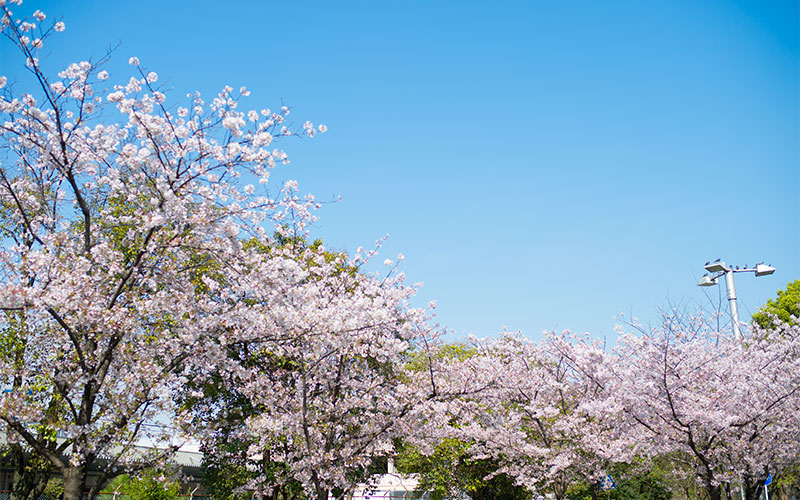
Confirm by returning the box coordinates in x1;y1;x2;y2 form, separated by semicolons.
724;482;735;500
62;466;88;500
11;471;49;500
11;468;49;500
9;444;52;500
554;478;568;500
740;472;768;500
706;482;723;500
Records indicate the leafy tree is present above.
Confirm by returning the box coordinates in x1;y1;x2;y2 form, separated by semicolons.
42;477;64;500
396;438;531;500
108;470;182;500
0;442;52;500
190;347;307;500
397;340;538;500
0;311;66;500
565;463;672;500
774;463;800;496
752;280;800;329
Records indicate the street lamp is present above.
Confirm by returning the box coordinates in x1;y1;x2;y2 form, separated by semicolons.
697;259;775;500
697;259;775;341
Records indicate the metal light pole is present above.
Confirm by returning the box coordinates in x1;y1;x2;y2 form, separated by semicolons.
697;259;775;500
697;260;775;341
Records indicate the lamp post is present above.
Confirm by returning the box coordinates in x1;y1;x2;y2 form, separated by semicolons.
697;260;775;341
697;260;775;500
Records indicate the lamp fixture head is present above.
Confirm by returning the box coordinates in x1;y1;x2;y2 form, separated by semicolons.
697;275;718;287
755;263;776;277
705;261;727;273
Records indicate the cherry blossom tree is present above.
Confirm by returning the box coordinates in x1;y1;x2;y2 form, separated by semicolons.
374;309;799;500
394;342;533;500
392;332;616;499
0;2;326;499
403;319;800;500
184;241;441;500
447;332;625;500
605;314;800;500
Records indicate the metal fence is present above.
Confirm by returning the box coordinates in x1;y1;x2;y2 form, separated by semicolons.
0;492;420;500
351;493;428;499
0;493;427;500
0;493;424;500
86;495;210;500
0;493;210;500
92;496;209;500
90;496;210;500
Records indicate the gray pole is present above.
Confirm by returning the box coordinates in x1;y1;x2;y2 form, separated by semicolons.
723;269;742;341
721;267;745;500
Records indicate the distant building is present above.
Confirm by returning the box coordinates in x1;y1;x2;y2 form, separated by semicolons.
0;431;206;498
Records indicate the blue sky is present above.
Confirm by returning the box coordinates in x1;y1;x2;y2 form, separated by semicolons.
2;0;798;341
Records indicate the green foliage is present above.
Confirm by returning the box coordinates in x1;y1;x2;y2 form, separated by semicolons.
104;474;128;494
565;464;672;500
183;330;307;499
775;463;800;490
101;195;150;264
44;477;64;500
752;280;800;330
201;438;307;500
398;342;532;500
0;311;28;374
0;312;65;500
111;470;183;500
396;439;531;500
201;446;256;500
404;342;477;374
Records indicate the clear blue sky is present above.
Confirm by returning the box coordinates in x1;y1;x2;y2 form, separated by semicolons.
3;0;798;341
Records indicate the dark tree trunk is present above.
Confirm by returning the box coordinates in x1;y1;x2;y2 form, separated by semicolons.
62;466;88;500
706;482;723;500
740;471;768;500
11;471;49;500
553;477;567;500
314;485;329;500
9;443;53;500
744;483;760;500
724;482;734;500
